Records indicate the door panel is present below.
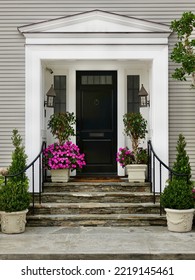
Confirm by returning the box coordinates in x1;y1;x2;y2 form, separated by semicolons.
83;139;112;164
76;71;117;175
82;89;113;130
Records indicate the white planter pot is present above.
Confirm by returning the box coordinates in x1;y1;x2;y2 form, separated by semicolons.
165;208;195;232
50;169;70;183
0;209;28;234
126;164;147;183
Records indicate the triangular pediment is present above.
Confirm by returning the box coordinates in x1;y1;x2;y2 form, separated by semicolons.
18;10;170;35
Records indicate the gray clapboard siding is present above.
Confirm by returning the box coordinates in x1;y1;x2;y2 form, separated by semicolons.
168;28;195;175
0;0;195;178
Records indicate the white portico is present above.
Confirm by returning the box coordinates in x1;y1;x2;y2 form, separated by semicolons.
18;10;170;187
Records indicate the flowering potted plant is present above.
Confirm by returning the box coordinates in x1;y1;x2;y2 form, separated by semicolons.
120;112;148;182
43;141;86;182
43;112;86;182
116;147;148;167
116;146;148;182
116;147;134;168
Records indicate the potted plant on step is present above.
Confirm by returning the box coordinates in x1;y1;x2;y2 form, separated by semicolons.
160;134;195;232
0;129;31;234
119;112;148;182
43;112;86;182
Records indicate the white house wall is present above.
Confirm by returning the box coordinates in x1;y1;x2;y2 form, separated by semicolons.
0;1;195;180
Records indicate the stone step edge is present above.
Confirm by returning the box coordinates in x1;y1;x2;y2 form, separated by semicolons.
40;192;157;196
43;182;151;186
27;213;166;219
30;202;160;208
1;252;193;260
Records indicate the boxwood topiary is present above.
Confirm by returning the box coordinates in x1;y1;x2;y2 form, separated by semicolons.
0;129;30;212
172;133;191;181
160;133;194;210
0;180;30;212
160;179;194;209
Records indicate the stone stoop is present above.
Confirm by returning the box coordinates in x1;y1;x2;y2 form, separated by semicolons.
27;180;166;227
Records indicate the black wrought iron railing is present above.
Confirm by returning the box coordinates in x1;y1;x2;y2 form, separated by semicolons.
4;141;46;213
147;140;189;214
3;139;189;216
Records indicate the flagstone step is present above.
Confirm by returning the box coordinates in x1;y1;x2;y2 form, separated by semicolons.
43;182;151;193
40;192;159;203
29;202;161;215
29;181;164;227
27;213;166;227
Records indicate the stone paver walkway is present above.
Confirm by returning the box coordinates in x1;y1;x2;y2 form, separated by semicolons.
0;226;195;259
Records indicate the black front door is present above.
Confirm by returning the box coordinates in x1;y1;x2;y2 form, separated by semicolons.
76;71;117;175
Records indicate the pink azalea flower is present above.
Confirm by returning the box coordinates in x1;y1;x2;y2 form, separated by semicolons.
43;141;86;171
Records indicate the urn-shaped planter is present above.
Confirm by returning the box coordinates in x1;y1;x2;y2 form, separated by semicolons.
165;208;194;232
126;164;147;183
0;209;28;234
50;169;70;183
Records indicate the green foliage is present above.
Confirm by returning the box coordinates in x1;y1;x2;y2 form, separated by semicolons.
123;112;147;163
172;134;191;180
170;11;195;87
136;148;148;164
160;133;194;210
8;129;28;182
0;176;4;187
160;179;194;209
48;112;76;144
0;180;30;212
0;129;30;212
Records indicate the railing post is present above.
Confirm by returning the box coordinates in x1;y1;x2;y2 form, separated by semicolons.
39;155;42;204
159;163;163;215
32;164;35;215
152;153;156;204
4;175;7;185
147;141;151;183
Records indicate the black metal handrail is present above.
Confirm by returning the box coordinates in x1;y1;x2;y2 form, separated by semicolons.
147;140;189;215
3;139;189;217
4;141;46;213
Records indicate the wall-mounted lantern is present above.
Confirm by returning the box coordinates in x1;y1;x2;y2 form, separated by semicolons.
45;84;56;107
138;84;149;107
